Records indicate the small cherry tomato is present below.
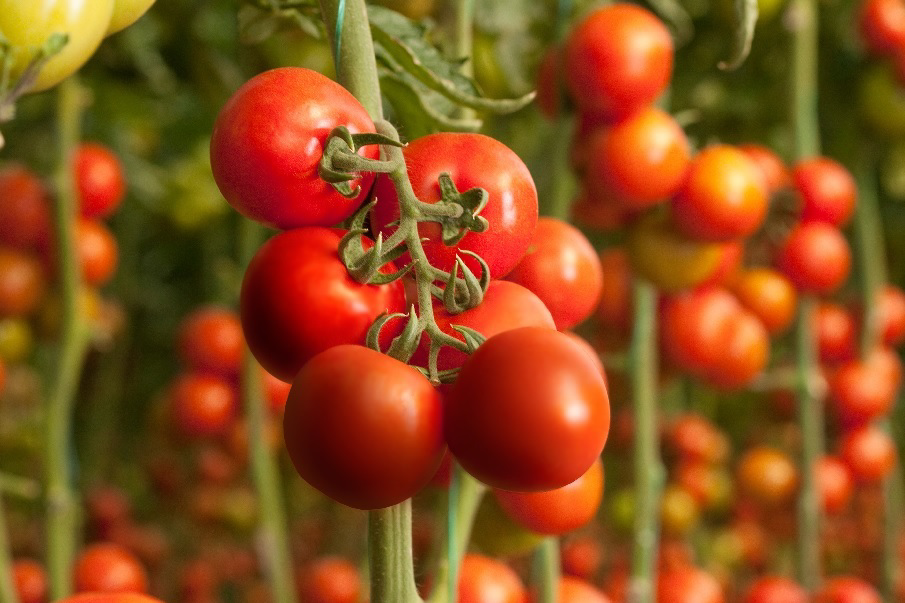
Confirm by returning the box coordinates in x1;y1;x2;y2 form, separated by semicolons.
74;143;127;219
736;446;798;508
668;414;730;465
792;157;857;226
816;302;858;364
874;285;905;345
458;554;526;603
738;144;791;192
815;576;882;603
839;425;897;483
742;576;807;603
0;248;46;317
660;288;740;376
178;306;245;378
776;223;851;293
57;595;165;603
706;310;769;390
561;537;604;582
0;164;51;250
554;576;613;603
730;268;797;334
816;456;853;514
296;557;362;603
74;543;148;594
829;354;898;426
76;219;119;286
859;0;905;56
13;559;47;603
169;373;239;438
659;484;700;537
657;566;724;603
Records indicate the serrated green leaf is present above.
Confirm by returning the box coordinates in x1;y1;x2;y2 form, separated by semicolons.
379;70;482;139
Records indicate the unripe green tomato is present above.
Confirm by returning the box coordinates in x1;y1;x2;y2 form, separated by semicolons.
0;0;114;93
471;494;545;557
0;318;33;363
858;63;905;138
107;0;156;35
608;487;636;534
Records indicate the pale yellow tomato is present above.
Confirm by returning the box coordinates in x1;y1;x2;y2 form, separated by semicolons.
107;0;156;36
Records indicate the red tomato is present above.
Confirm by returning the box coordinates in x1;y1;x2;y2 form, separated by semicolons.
829;354;898;426
675;461;732;511
57;595;165;603
730;268;797;334
585;107;690;208
656;566;724;603
816;455;853;514
596;248;633;338
555;576;613;603
668;414;729;464
410;280;554;372
792;157;857;226
371;132;538;279
169;373;238;438
13;559;47;603
0;164;51;250
283;345;444;509
705;310;769;390
561;537;604;581
659;288;740;375
874;284;905;345
672;145;769;241
240;228;406;382
505;217;603;330
446;327;610;491
296;557;362;603
816;302;858;364
494;457;603;535
178;306;245;378
76;219;119;286
0;247;46;317
776;223;851;293
742;576;807;603
736;446;798;507
536;47;562;118
561;331;606;378
564;4;673;120
859;0;905;56
458;554;526;603
210;67;378;229
738;144;791;192
74;143;126;219
839;425;897;483
698;241;744;288
74;543;148;594
816;576;882;603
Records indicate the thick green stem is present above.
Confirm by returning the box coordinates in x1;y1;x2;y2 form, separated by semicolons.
628;281;664;603
239;219;298;603
0;497;19;603
369;501;421;603
45;77;91;601
532;538;561;603
788;0;820;160
452;0;475;79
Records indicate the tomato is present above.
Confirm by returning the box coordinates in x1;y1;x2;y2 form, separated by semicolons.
668;414;729;465
410;280;554;372
699;241;744;288
470;494;545;557
284;345;443;509
85;486;131;539
168;373;238;438
371;132;538;279
494;457;603;535
816;302;857;364
738;144;791;193
74;143;127;219
858;62;905;138
828;354;898;426
672;145;769;241
736;446;798;507
656;567;724;603
815;577;882;603
562;331;606;378
458;554;526;603
57;595;165;603
709;311;769;390
446;327;609;491
0;248;46;317
660;288;740;376
210;68;378;230
571;189;633;233
178;306;244;378
659;484;700;536
730;268;797;334
859;0;905;55
262;368;291;414
564;4;673;120
296;557;362;603
0;165;51;250
585;107;690;208
839;425;897;483
874;284;905;345
74;543;148;594
0;0;114;93
675;461;732;511
13;559;47;603
76;219;118;286
792;157;857;226
536;47;562;118
504;217;603;330
742;576;807;603
554;576;613;603
561;537;604;581
240;228;406;382
627;213;723;293
596;248;633;338
816;455;853;514
106;0;156;35
776;223;851;293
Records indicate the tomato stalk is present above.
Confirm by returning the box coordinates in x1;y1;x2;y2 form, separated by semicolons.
44;76;92;600
531;538;561;603
369;500;421;602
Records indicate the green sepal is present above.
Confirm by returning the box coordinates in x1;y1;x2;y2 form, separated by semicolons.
435;173;489;246
386;306;424;363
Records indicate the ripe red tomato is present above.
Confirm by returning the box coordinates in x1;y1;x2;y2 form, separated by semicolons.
742;576;807;603
494;457;603;535
0;164;51;250
829;354;898;426
776;223;851;293
657;566;724;603
0;248;46;317
371;132;538;279
859;0;905;56
74;143;127;219
675;461;732;511
296;557;362;603
210;67;378;229
240;228;406;382
699;241;744;288
730;268;797;334
74;543;148;594
76;219;119;286
672;145;769;241
178;306;245;378
262;368;291;413
816;302;857;364
446;327;610;491
169;373;238;438
874;284;905;345
596;248;633;338
13;559;47;603
816;576;882;603
668;415;730;464
554;576;613;603
505;217;603;330
458;554;526;603
561;537;604;581
738;144;791;192
660;288;740;375
563;4;673;120
283;345;444;509
736;446;798;507
816;455;853;514
57;595;165;603
585;107;690;208
839;425;897;483
707;310;769;390
792;157;857;226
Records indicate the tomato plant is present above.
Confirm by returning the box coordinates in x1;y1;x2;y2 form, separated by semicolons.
13;559;47;603
73;543;148;594
776;222;852;293
0;247;46;317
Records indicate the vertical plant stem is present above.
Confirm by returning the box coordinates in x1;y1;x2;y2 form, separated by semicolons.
0;496;19;603
788;0;820;161
239;218;298;603
532;538;561;603
451;0;475;78
45;77;91;601
369;501;421;603
628;280;663;603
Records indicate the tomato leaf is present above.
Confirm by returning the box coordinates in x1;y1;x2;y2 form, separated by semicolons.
237;1;323;45
719;0;759;71
379;70;482;138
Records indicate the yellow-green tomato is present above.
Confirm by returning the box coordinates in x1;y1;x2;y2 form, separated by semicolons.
0;0;114;93
107;0;156;35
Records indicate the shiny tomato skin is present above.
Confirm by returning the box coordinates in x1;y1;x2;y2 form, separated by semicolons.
730;268;797;334
446;327;610;491
0;248;46;317
742;576;807;603
829;355;898;426
210;68;378;230
816;456;853;514
585;108;690;208
178;306;245;378
169;373;238;438
839;425;897;483
0;165;51;250
659;288;740;375
776;223;851;293
283;345;444;510
792;157;857;226
668;414;729;465
76;219;118;286
458;554;526;603
561;537;604;582
410;280;554;372
706;310;769;390
505;217;603;330
494;457;603;535
240;228;406;382
816;302;858;364
555;576;613;603
859;0;905;55
698;241;744;288
74;143;127;219
564;4;673;120
738;144;791;192
296;557;362;603
106;0;157;35
13;559;47;603
672;145;769;241
656;567;724;603
816;577;882;603
371;132;538;279
74;543;148;594
736;446;798;508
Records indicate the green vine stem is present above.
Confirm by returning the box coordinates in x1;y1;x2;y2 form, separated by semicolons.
788;0;820;161
0;496;19;603
368;500;421;602
627;280;664;603
45;76;91;600
239;218;298;603
532;537;561;603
